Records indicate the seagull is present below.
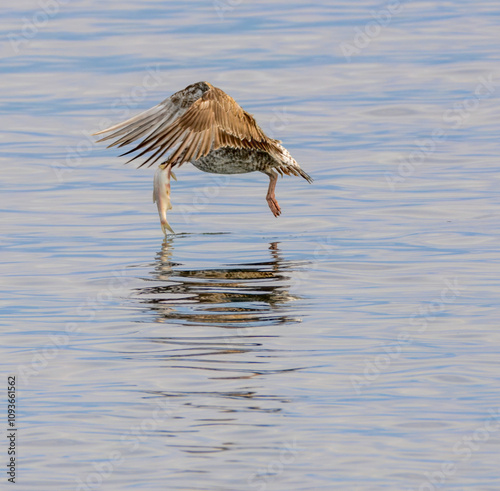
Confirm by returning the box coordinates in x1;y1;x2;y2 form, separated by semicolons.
93;81;312;235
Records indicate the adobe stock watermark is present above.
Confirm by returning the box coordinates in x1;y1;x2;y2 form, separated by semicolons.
340;0;403;62
8;0;69;55
351;278;463;394
213;0;244;20
408;408;500;491
175;174;231;224
51;65;165;182
247;437;298;490
75;399;173;491
267;107;290;140
385;73;500;191
16;268;130;385
289;235;335;290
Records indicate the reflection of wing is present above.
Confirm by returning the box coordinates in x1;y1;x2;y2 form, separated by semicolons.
94;82;284;168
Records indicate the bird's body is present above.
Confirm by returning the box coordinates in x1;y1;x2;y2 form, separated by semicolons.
94;81;312;234
192;146;285;175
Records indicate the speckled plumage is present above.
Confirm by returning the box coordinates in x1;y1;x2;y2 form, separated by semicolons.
191;145;306;179
94;81;312;234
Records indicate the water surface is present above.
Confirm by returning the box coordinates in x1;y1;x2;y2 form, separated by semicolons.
1;1;500;490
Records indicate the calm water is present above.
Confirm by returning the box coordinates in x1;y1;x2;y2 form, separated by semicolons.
2;1;500;490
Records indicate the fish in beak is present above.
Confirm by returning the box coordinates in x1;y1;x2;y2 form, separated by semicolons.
153;164;176;235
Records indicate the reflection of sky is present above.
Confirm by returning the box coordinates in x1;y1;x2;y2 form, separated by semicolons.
2;1;500;490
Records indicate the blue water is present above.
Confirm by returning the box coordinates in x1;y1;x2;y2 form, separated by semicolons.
1;1;500;490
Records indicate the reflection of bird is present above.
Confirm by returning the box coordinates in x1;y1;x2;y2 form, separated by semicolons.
136;239;300;327
93;82;312;234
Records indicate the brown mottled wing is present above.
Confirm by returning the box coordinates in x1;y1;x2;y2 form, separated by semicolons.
156;86;284;167
95;85;283;168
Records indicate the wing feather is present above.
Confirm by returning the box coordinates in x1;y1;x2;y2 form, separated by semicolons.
94;104;164;138
94;82;284;168
184;131;203;163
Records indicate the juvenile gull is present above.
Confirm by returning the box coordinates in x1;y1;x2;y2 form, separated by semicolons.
94;81;312;234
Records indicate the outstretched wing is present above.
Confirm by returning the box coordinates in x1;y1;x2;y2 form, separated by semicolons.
94;82;283;168
93;84;195;163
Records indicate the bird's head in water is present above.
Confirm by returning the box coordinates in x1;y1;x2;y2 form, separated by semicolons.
153;164;176;235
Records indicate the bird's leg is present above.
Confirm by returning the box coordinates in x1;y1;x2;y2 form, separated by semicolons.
266;173;281;217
